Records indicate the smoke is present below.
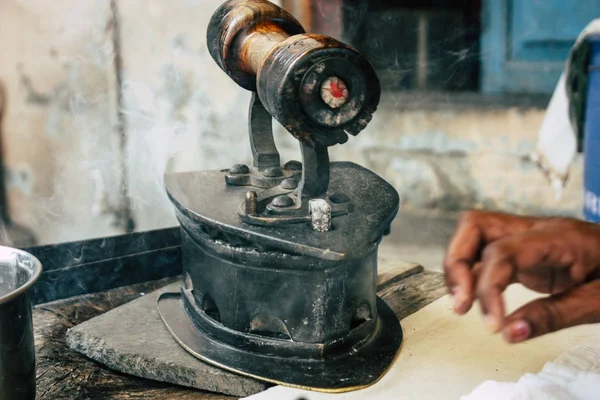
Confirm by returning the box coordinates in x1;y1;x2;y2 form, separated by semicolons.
119;45;253;232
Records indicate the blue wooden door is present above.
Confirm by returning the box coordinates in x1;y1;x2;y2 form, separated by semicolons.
481;0;600;94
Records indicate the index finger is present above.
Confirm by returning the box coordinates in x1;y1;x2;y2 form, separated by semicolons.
444;216;482;313
477;230;577;332
444;211;535;314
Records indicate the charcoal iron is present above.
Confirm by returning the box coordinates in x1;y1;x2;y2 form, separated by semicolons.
158;0;402;392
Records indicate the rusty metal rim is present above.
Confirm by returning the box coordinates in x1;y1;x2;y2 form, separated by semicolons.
0;246;43;305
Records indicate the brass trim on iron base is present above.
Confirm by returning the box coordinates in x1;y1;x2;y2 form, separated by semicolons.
157;292;402;393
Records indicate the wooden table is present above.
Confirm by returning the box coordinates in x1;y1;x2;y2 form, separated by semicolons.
33;268;446;400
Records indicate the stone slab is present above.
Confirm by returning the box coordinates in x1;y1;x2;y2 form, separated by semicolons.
66;282;268;398
65;260;423;397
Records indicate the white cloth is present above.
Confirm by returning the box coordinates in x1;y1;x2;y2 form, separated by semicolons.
461;346;600;400
534;20;600;194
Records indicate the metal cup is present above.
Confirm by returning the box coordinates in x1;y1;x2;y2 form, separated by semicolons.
0;246;42;400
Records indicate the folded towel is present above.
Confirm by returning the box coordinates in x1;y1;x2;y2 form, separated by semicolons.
534;20;600;196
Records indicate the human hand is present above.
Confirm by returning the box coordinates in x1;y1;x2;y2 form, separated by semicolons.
444;211;600;343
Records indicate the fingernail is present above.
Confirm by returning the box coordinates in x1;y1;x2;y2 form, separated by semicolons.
502;320;531;343
484;315;501;333
452;287;466;313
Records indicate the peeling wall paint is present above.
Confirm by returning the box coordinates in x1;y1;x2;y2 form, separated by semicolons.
0;0;124;245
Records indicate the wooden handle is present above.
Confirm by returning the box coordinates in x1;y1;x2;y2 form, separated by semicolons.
238;22;290;76
207;0;305;91
207;0;381;148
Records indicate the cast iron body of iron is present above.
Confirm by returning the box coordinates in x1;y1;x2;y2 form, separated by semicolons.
158;0;402;392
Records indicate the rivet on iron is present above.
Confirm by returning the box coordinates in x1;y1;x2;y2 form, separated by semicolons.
230;164;250;175
309;199;332;232
284;160;302;171
280;178;298;190
245;191;258;216
263;167;283;178
271;195;294;208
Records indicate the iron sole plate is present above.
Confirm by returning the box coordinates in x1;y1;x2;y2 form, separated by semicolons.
157;291;402;393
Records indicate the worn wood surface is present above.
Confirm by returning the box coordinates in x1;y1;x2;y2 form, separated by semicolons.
34;269;446;400
34;278;221;400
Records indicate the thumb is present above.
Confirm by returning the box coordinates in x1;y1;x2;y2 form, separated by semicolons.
501;280;600;344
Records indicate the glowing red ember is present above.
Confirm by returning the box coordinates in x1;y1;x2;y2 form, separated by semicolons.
320;77;349;108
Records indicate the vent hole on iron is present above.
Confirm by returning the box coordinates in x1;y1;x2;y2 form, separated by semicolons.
202;294;221;323
351;302;372;330
248;313;292;340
